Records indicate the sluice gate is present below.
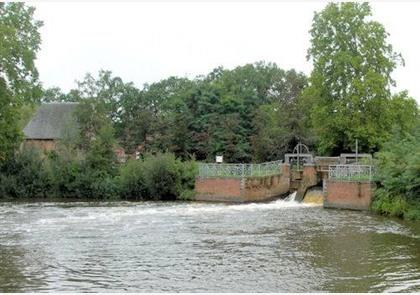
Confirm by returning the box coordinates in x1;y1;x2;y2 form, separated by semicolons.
194;145;375;211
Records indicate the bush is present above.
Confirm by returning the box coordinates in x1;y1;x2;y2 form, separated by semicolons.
45;153;84;198
373;124;420;220
142;153;182;200
118;153;197;201
0;148;195;201
0;148;50;199
371;189;407;218
118;159;148;200
45;153;119;200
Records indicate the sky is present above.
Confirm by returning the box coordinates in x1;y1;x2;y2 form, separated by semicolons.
32;1;420;103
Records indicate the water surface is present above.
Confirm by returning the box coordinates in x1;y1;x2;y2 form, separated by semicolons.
0;197;419;292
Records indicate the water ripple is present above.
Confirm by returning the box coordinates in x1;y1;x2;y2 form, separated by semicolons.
0;197;419;292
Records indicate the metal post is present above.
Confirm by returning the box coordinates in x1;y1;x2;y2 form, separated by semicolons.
356;139;358;165
297;143;300;171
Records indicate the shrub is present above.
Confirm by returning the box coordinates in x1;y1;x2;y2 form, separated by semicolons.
0;148;196;201
142;153;182;200
373;123;420;220
0;148;50;199
118;153;197;201
371;189;407;218
45;153;86;198
178;189;195;201
178;158;198;193
118;159;148;200
44;150;119;200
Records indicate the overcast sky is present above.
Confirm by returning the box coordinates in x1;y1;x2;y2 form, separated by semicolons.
33;1;420;103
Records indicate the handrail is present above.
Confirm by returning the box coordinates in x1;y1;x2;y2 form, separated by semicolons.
198;160;283;178
328;164;373;182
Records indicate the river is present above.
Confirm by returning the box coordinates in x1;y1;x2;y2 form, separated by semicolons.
0;196;419;292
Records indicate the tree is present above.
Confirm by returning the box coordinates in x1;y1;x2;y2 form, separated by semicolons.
372;121;420;219
0;3;43;160
50;63;308;163
42;87;79;103
182;63;307;162
75;98;110;151
304;2;407;155
74;70;139;124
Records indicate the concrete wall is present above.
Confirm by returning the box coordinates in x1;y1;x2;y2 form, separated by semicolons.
324;180;374;210
194;164;290;202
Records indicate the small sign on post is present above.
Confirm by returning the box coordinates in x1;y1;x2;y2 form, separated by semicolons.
216;155;223;163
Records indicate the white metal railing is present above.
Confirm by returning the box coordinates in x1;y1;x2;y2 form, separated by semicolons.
198;160;283;178
328;164;373;182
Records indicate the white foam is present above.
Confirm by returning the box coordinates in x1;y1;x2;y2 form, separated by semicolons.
31;192;319;225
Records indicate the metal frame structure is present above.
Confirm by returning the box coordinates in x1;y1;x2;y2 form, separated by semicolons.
198;160;283;179
284;143;313;171
328;164;373;182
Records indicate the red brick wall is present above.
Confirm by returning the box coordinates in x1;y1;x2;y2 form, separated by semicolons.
195;164;291;202
302;164;318;187
195;178;242;202
325;180;374;210
23;139;56;152
242;175;289;202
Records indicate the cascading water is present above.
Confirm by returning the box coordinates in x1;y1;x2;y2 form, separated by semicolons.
283;191;297;202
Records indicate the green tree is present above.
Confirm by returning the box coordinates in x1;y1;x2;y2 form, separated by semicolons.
41;87;80;103
180;63;307;162
85;124;117;176
304;2;406;155
372;122;420;219
74;98;108;150
0;3;42;160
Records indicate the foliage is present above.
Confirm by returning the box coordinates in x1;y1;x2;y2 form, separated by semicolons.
372;123;420;219
0;82;22;161
42;87;77;103
0;148;49;199
118;153;197;201
0;3;42;160
118;159;148;200
45;152;86;199
43;63;308;163
303;2;412;155
85;124;118;176
0;2;43;101
0;149;197;201
18;103;38;130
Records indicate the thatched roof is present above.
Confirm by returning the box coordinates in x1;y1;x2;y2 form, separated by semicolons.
23;102;79;140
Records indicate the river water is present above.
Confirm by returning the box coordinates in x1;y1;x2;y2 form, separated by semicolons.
0;196;419;292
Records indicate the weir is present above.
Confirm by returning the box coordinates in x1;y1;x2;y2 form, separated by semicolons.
194;146;375;211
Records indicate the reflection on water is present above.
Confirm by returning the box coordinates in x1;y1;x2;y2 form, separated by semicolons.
0;198;419;292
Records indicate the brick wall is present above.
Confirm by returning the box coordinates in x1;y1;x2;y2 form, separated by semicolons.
324;180;374;210
242;174;289;202
23;139;56;152
195;178;242;202
295;164;319;201
195;164;291;203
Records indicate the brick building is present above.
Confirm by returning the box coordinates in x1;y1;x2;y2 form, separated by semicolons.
23;102;79;152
